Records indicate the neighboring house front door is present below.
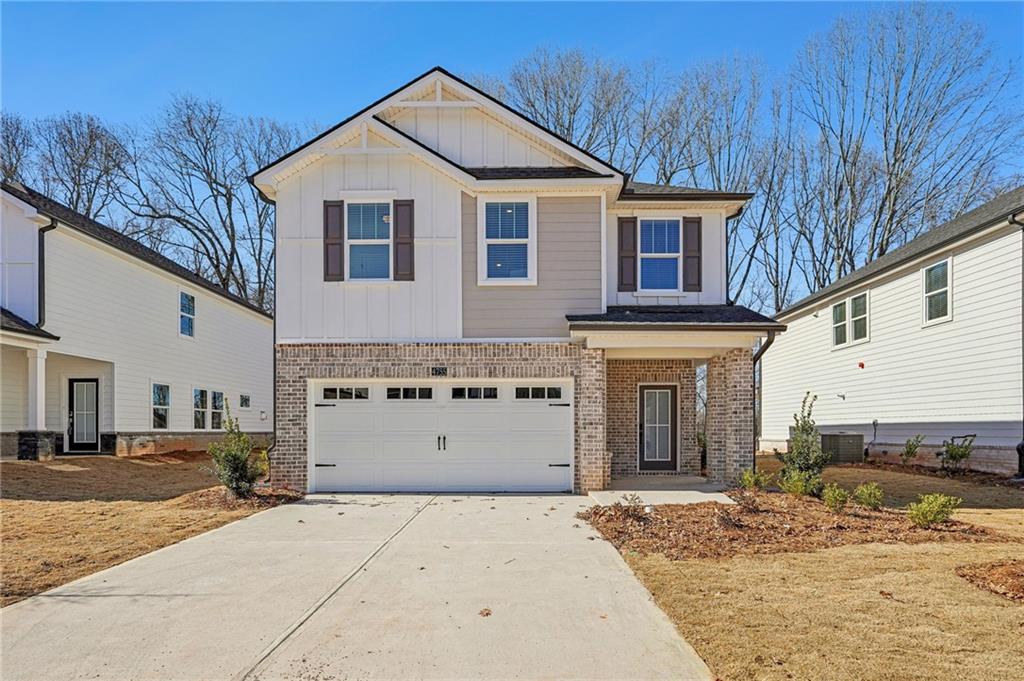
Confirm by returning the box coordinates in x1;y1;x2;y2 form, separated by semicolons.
639;385;677;471
67;379;99;452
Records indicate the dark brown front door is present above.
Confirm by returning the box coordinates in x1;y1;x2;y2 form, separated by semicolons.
68;379;99;451
638;385;677;471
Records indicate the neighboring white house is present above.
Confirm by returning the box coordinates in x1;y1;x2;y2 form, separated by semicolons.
0;183;274;459
250;66;784;494
761;187;1024;476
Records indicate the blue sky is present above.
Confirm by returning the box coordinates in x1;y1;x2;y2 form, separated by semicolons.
3;1;1022;129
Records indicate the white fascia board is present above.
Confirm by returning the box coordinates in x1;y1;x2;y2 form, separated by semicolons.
2;189;53;226
570;329;762;350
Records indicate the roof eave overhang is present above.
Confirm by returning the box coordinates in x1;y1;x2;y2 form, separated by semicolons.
0;328;59;345
567;322;787;333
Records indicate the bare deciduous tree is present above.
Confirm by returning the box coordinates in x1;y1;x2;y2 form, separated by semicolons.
1;112;33;183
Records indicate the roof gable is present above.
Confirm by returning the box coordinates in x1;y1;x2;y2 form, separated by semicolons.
251;66;622;195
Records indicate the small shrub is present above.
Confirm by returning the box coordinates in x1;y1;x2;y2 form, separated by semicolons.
900;434;925;465
207;407;264;498
778;469;822;497
739;468;771;491
780;392;831;479
822;483;849;513
939;436;974;472
907;493;962;528
853;482;884;510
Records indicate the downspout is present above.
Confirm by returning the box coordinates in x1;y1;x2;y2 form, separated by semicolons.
37;220;57;327
750;330;777;473
1009;210;1024;479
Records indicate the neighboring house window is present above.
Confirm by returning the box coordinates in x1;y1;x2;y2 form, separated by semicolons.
831;301;847;346
193;388;208;429
211;391;224;430
923;260;951;324
347;203;391;280
831;292;869;347
239;394;251;409
478;197;537;285
639;219;681;291
152;383;170;430
179;292;195;337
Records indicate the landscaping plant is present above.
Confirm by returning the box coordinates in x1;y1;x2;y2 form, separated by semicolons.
907;493;962;528
777;469;822;497
853;482;884;510
938;436;974;472
822;483;849;513
774;393;831;493
900;434;925;465
207;406;266;498
739;468;771;491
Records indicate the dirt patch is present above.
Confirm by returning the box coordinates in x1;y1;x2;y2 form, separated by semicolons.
845;461;1024;488
579;491;998;560
1;453;300;607
957;559;1024;602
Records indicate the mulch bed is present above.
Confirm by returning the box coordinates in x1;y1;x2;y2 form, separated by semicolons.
578;491;999;560
957;559;1024;602
175;486;302;511
844;462;1024;488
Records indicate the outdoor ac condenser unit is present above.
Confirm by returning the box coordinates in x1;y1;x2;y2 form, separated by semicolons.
820;433;865;464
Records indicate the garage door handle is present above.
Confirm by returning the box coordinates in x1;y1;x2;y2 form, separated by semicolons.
548;402;571;407
315;403;336;408
315;463;336;468
548;463;570;468
437;435;441;451
443;435;446;450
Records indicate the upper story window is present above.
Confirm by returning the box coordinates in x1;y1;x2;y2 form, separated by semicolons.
347;202;391;280
923;260;951;325
831;292;869;347
478;197;537;286
152;383;170;430
179;292;195;337
639;219;681;291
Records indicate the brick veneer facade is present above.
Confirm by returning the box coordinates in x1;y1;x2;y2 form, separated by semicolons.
706;348;754;483
606;359;698;477
274;342;609;493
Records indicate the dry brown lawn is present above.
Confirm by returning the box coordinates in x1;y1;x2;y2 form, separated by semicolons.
604;458;1024;681
1;453;297;607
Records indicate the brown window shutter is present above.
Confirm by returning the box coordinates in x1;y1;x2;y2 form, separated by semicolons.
617;217;637;292
393;199;414;281
324;200;344;281
682;216;702;292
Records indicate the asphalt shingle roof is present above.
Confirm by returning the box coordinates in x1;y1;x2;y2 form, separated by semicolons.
1;307;60;340
567;305;785;331
618;180;753;202
467;166;611;180
778;186;1024;318
2;182;272;319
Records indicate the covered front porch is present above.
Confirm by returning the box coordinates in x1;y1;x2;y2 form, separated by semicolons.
568;305;784;493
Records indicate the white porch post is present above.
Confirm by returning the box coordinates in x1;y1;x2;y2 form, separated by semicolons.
26;348;47;431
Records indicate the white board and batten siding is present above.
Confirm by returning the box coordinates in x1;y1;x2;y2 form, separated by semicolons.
1;193;41;323
275;154;462;342
37;227;273;433
761;226;1023;451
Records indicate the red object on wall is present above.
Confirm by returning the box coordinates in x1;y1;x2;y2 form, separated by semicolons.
858;361;865;369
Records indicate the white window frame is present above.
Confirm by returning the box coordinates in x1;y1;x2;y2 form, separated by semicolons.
238;394;252;410
210;390;225;430
637;217;683;294
477;194;538;286
178;289;196;339
151;381;170;430
345;198;394;283
829;291;870;349
192;387;208;431
922;258;953;327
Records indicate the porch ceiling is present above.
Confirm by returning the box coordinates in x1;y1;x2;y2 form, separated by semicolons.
569;329;766;359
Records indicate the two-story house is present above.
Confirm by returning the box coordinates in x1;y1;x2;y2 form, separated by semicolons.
251;66;784;494
761;187;1024;476
1;182;274;459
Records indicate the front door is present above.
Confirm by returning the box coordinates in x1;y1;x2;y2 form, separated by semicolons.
68;379;99;452
639;385;677;471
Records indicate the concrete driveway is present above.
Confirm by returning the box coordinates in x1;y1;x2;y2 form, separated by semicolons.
1;494;711;681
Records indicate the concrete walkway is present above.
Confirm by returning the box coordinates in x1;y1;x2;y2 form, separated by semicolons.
1;494;711;681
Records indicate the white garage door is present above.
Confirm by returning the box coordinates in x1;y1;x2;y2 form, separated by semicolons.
311;380;573;492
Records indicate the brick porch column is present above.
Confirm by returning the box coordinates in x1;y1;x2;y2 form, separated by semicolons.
576;347;608;493
705;348;754;483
